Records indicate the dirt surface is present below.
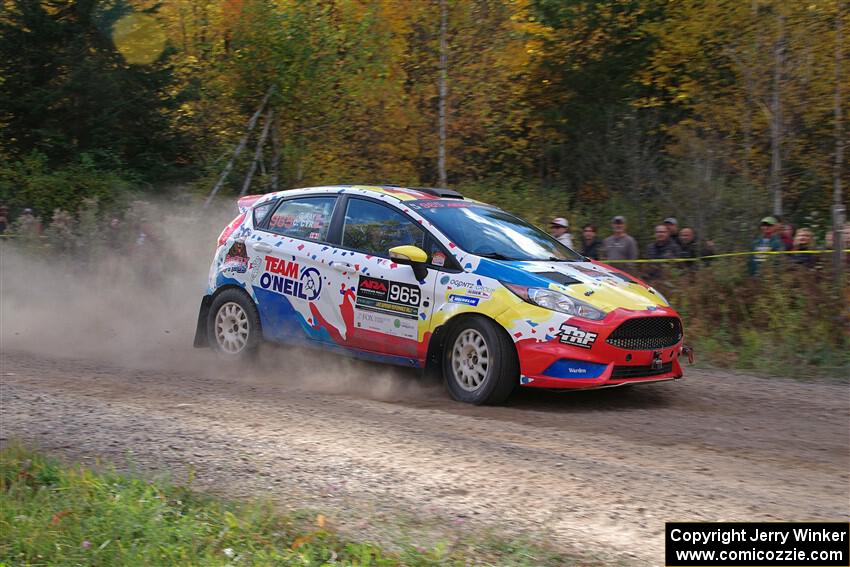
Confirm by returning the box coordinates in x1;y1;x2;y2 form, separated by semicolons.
1;223;848;565
2;348;848;565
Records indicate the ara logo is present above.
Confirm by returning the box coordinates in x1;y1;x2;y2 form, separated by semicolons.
260;255;322;301
557;323;598;349
360;279;388;293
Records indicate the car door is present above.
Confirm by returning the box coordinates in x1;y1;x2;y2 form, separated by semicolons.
249;195;341;345
327;196;439;363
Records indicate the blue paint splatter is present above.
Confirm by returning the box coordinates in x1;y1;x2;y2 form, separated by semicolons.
464;263;473;269
526;320;539;327
419;312;427;320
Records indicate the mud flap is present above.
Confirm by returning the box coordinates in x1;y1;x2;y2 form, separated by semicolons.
193;295;213;348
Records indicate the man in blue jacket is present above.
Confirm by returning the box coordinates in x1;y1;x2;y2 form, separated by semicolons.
749;216;784;275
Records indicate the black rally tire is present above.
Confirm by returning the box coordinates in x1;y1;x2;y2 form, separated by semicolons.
206;288;262;358
442;316;518;405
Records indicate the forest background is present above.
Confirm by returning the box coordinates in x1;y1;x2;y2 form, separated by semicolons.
1;0;848;372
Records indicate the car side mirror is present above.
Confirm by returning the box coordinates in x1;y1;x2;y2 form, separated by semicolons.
389;245;429;281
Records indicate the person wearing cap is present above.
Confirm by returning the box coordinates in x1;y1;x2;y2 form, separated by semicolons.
749;216;783;275
663;217;680;245
549;217;574;248
602;215;639;272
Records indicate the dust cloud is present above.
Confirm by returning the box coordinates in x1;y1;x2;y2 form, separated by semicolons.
0;198;440;402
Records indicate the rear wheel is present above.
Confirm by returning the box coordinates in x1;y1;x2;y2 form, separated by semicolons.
442;317;517;405
207;288;261;358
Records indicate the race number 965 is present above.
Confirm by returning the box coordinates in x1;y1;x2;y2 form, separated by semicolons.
389;282;420;306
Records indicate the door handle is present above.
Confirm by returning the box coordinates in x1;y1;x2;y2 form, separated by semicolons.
331;262;353;272
252;243;272;253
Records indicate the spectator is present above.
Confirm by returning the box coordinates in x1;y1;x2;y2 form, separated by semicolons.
749;216;783;275
580;224;603;260
549;217;573;248
663;217;680;245
791;228;817;269
15;208;42;237
0;204;8;234
677;227;713;270
602;215;638;272
645;224;681;280
778;221;794;251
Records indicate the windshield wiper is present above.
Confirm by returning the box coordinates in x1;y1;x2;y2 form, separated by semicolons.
475;252;517;260
547;256;581;262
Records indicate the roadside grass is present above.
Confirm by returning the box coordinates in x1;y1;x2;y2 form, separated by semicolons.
0;444;582;566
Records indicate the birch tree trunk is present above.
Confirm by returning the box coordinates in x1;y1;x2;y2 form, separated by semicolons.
240;108;274;197
834;2;845;283
769;14;785;217
437;0;448;187
203;85;275;208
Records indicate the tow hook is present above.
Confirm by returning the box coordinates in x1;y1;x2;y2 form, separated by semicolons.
681;345;695;364
651;350;663;370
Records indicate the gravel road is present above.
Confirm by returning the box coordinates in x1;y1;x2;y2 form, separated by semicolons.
2;348;848;565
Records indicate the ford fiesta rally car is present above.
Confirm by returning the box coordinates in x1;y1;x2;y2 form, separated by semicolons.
195;185;687;404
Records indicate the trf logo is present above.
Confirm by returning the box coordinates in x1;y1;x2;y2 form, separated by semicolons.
557;323;598;349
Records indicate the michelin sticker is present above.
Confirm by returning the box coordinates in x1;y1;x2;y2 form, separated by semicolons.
448;294;479;306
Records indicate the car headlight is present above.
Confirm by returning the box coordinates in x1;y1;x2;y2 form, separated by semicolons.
502;283;606;321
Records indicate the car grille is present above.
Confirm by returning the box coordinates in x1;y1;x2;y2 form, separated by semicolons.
611;362;673;379
606;317;683;350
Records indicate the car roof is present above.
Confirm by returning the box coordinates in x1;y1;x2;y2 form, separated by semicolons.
256;184;464;204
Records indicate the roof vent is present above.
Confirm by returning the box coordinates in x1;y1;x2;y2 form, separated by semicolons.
411;187;464;199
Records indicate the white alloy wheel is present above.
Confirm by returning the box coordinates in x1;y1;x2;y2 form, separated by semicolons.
214;301;250;354
451;328;490;391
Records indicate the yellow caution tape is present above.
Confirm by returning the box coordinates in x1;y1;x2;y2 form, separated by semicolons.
604;249;850;264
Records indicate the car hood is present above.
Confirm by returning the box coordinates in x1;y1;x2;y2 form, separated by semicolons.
475;259;667;313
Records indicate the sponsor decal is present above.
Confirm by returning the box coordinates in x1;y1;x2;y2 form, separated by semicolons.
542;359;607;379
448;278;495;299
269;211;326;230
448;294;479;306
409;201;471;209
356;276;420;319
259;255;322;301
223;241;248;273
556;323;598;349
432;251;446;267
355;310;418;340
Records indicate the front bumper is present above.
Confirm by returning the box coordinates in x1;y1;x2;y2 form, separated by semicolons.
515;307;685;389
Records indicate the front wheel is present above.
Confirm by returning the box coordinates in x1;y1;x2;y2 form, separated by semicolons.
206;288;261;358
442;317;518;405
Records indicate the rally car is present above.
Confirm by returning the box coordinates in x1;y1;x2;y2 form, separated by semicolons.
195;185;687;404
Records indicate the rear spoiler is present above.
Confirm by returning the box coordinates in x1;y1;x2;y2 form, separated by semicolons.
237;194;264;214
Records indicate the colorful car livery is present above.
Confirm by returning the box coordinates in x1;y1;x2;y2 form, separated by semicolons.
195;185;687;404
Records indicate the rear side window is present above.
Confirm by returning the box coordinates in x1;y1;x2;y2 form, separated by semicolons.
252;200;275;227
266;197;336;242
342;198;425;256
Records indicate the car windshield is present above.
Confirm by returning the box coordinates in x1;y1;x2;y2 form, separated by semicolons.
412;202;583;262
